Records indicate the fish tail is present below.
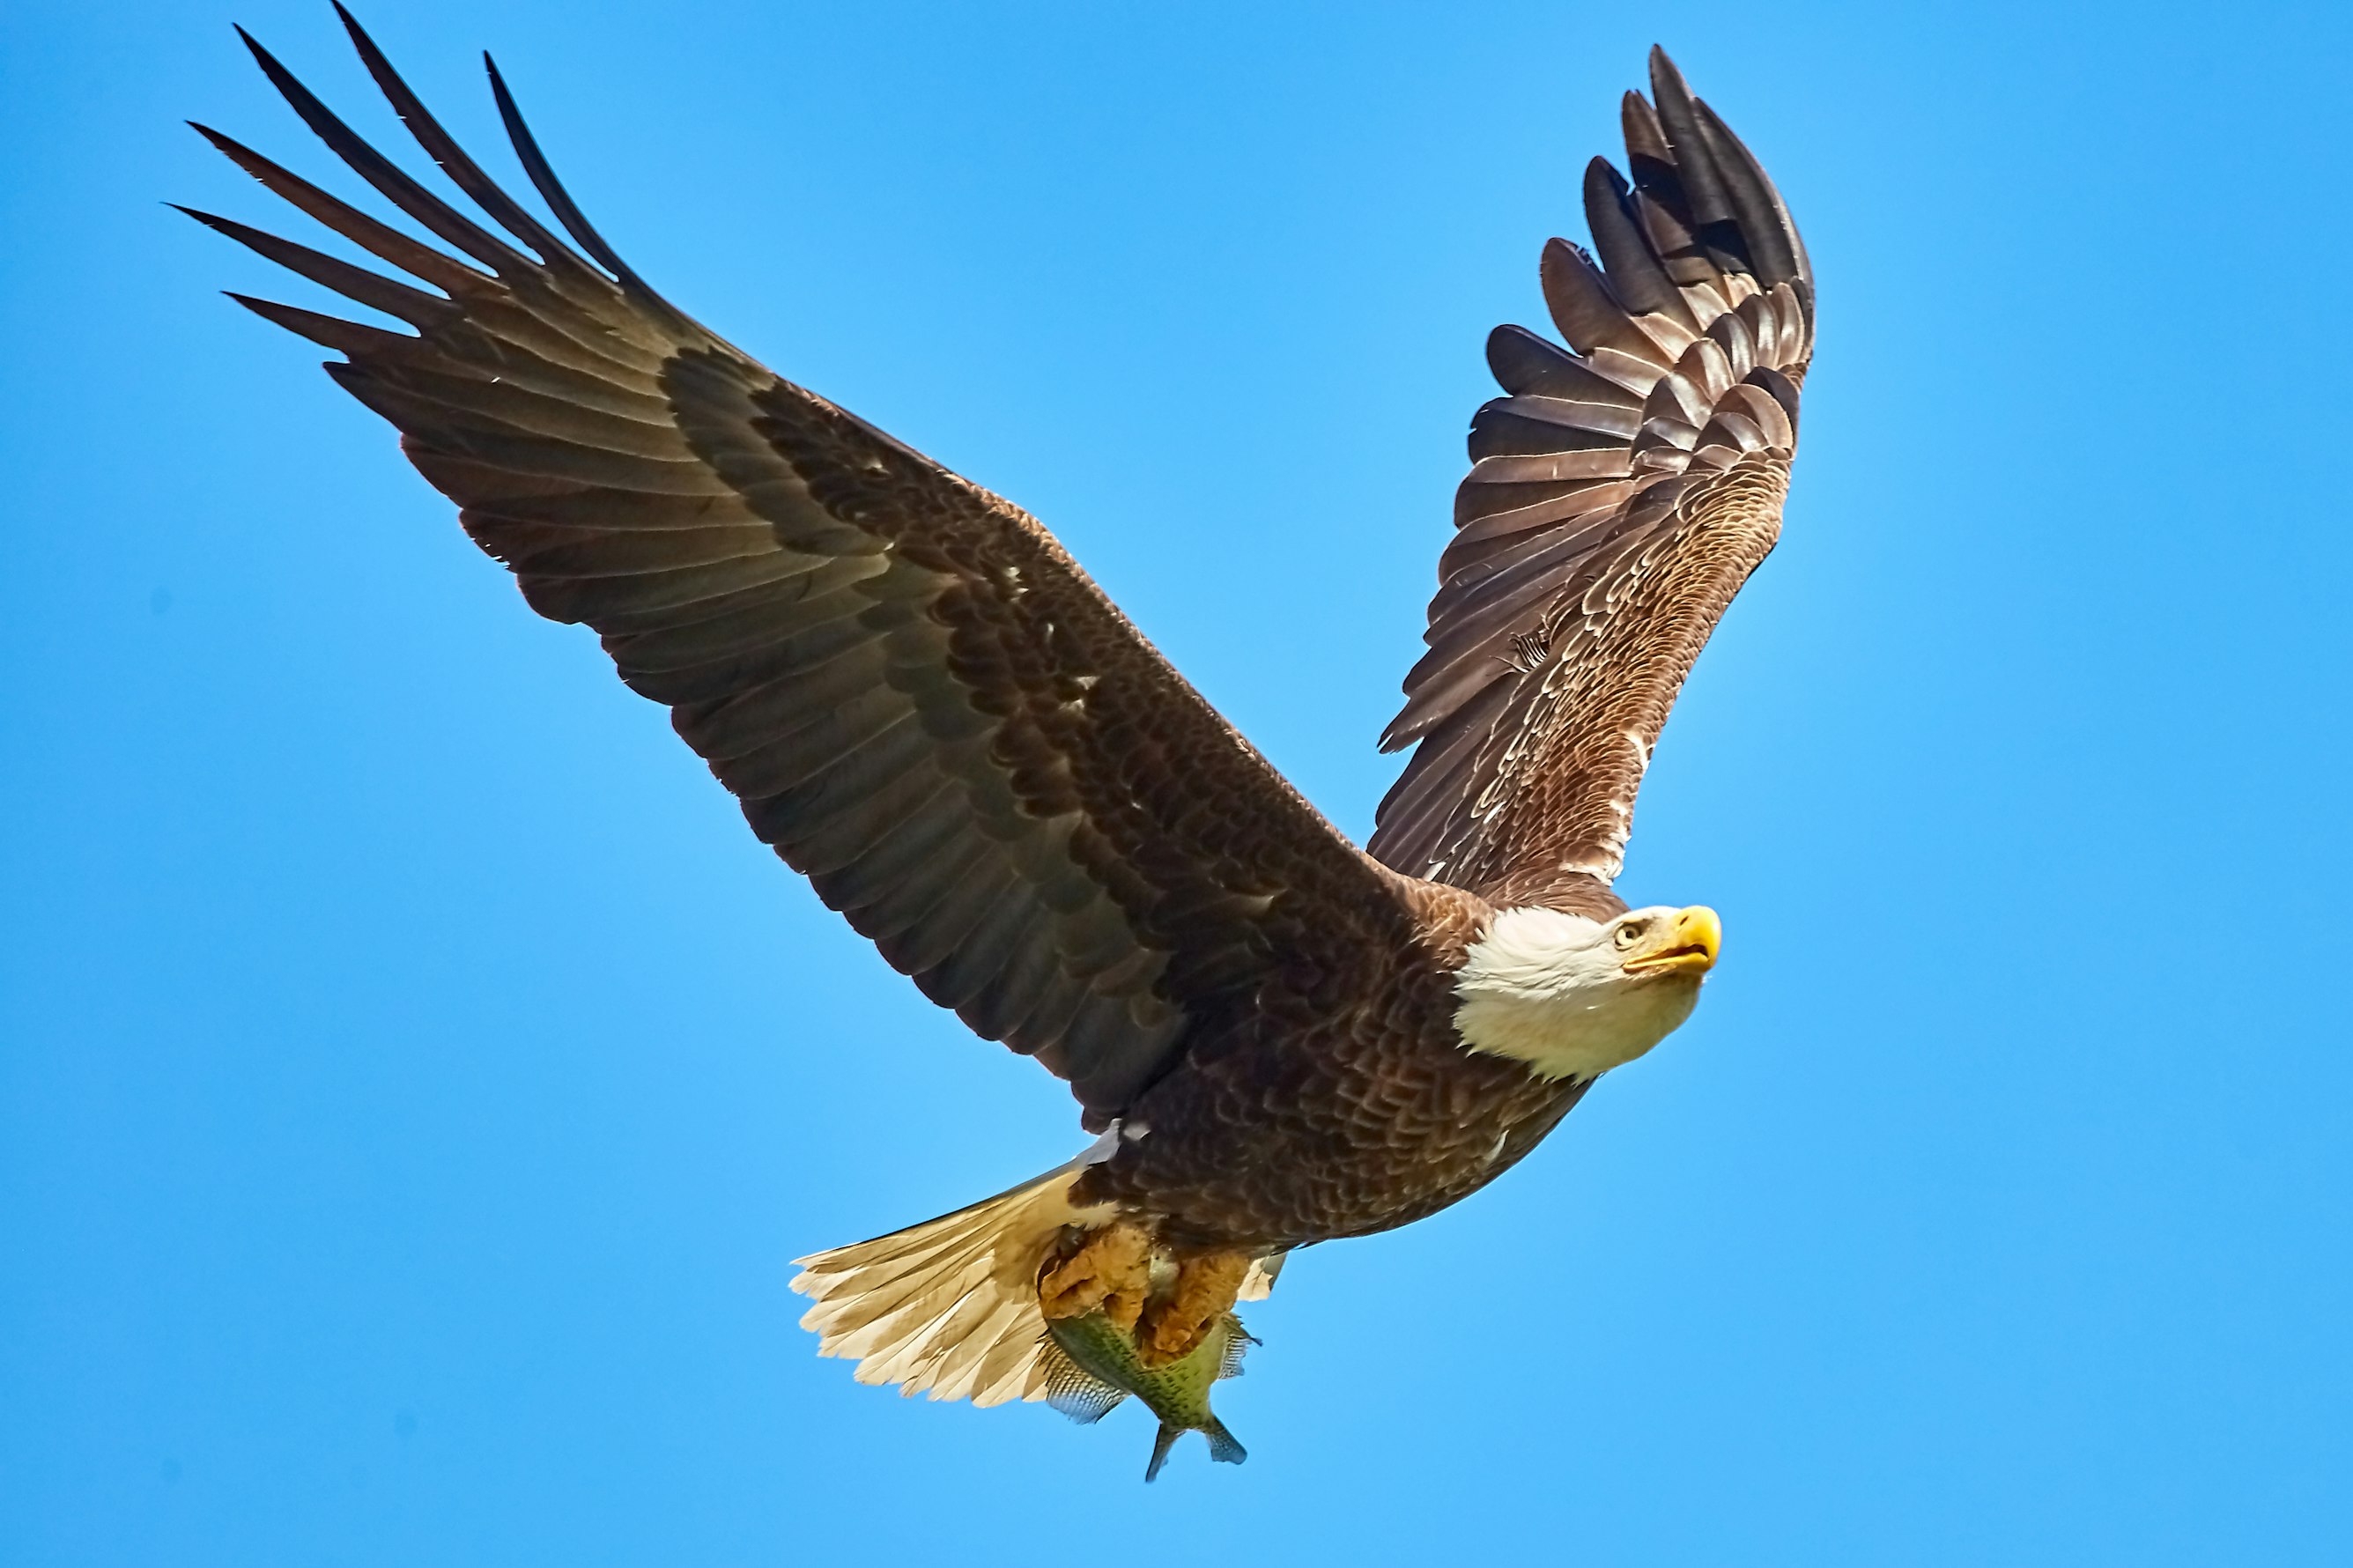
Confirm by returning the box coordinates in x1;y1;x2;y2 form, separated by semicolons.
790;1148;1117;1408
1144;1422;1183;1483
1146;1417;1247;1479
1202;1416;1248;1468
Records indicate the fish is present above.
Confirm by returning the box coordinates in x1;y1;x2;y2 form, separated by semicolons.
1041;1307;1255;1481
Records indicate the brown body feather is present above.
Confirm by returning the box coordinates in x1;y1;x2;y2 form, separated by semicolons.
191;18;1804;1253
1081;873;1596;1248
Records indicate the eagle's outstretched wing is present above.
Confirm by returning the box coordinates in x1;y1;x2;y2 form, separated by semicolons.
1369;48;1812;909
189;9;1408;1125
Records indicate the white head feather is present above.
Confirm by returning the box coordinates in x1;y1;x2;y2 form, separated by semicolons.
1453;904;1719;1081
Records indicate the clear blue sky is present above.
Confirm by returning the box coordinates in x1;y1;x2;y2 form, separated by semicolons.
6;0;2350;1562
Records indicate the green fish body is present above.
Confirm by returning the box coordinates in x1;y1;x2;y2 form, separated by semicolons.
1042;1309;1253;1481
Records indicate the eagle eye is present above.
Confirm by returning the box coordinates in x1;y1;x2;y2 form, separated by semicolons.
1615;921;1645;948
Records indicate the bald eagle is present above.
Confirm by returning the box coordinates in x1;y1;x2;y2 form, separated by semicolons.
190;11;1811;1452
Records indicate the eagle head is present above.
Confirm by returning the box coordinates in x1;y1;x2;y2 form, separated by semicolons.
1451;904;1721;1081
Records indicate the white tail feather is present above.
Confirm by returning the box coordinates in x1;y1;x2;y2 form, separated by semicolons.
792;1150;1116;1407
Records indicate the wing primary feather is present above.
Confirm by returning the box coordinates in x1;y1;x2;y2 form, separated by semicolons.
224;292;418;357
1620;88;1673;170
1620;89;1711;284
1645;48;1736;232
231;26;530;277
329;4;590;276
481;55;675;313
1689;98;1802;288
189;122;482;293
174;206;457;327
1580;157;1693;328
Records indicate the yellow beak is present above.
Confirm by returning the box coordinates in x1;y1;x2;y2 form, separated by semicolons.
1622;905;1722;977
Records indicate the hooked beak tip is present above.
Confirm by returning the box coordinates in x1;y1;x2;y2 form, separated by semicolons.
1623;905;1721;977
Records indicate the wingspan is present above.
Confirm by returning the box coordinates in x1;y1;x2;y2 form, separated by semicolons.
190;8;1407;1123
1370;48;1812;908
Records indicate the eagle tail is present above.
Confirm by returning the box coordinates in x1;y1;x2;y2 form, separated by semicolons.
790;1150;1116;1408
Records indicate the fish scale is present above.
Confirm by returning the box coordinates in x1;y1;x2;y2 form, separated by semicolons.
1042;1310;1254;1482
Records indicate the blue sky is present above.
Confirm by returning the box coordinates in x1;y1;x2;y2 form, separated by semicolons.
6;0;2351;1562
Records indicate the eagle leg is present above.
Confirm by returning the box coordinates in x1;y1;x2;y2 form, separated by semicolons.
1136;1249;1253;1367
1038;1219;1152;1330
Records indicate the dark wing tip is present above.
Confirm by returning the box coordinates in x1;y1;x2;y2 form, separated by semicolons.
184;118;267;166
185;117;262;163
328;5;399;85
222;289;422;358
227;14;542;277
233;23;300;89
480;51;670;307
1647;45;1691;100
